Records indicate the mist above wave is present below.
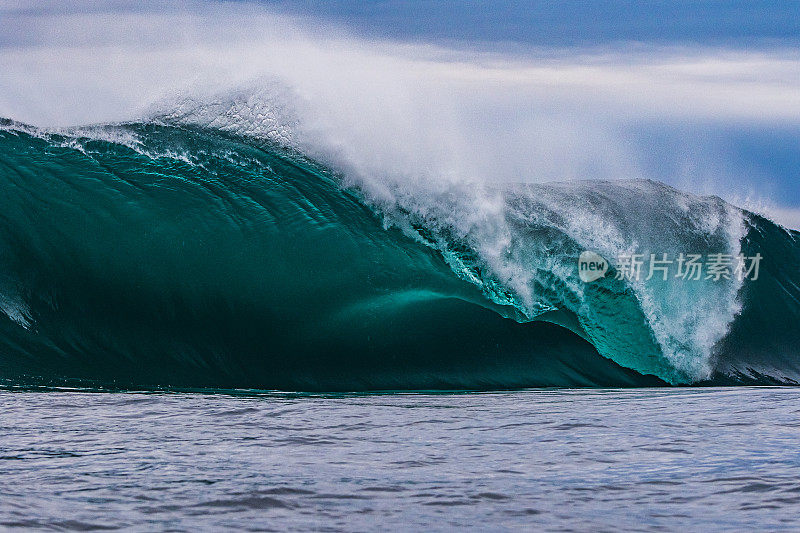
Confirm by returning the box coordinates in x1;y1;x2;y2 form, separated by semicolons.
2;3;800;226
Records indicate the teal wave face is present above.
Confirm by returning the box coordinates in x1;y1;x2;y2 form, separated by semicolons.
0;120;797;390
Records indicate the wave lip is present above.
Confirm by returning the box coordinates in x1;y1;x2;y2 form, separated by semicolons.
0;120;798;389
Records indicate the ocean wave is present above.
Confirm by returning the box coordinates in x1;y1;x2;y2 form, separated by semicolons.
0;119;797;389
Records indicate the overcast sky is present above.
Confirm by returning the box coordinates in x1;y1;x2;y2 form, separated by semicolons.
1;0;798;227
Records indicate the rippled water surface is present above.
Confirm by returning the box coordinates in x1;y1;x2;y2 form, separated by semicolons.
2;388;799;531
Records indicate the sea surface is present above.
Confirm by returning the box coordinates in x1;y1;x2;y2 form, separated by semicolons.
2;387;799;531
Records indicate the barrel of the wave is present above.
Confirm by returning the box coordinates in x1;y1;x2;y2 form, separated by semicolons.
0;122;662;390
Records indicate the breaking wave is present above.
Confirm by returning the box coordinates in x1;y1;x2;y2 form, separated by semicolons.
0;115;797;390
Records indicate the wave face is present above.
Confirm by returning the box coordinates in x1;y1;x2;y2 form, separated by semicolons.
0;119;798;390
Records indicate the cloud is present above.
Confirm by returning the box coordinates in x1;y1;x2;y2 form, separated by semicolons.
1;1;798;221
2;3;800;125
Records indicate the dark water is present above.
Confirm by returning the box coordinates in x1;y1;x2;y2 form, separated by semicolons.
2;387;800;531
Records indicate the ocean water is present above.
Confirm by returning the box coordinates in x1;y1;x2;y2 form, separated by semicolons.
2;387;800;531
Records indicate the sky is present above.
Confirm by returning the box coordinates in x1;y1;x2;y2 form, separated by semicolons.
264;0;800;48
1;0;799;227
